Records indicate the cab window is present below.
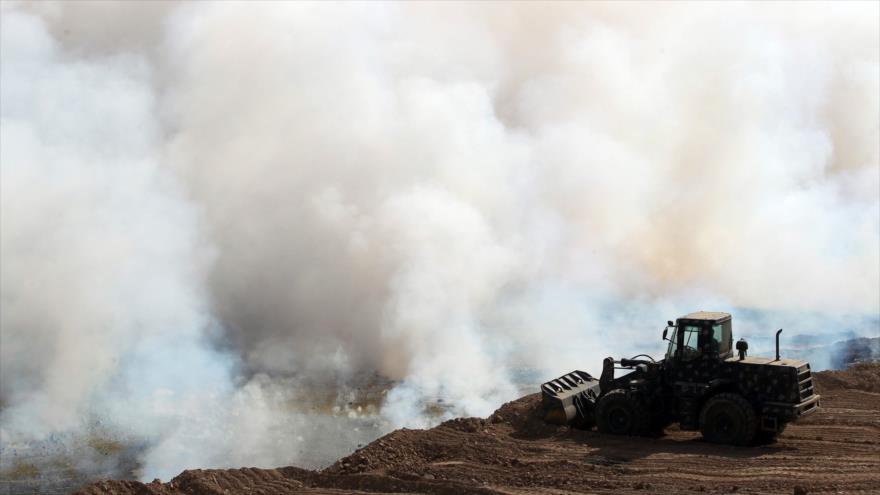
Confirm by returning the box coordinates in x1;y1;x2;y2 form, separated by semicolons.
680;325;701;361
712;321;732;355
665;328;678;360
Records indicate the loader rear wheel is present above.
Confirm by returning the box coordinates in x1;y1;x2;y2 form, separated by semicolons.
699;393;756;446
596;389;650;436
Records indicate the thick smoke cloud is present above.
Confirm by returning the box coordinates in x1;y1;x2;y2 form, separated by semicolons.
1;0;878;482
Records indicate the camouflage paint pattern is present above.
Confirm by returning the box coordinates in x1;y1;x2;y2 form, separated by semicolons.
541;312;819;435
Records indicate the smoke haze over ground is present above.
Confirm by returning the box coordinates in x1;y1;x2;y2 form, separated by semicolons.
1;0;878;485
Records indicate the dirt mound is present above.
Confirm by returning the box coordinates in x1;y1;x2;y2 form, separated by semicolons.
76;468;305;495
487;393;561;438
77;363;880;495
813;362;880;393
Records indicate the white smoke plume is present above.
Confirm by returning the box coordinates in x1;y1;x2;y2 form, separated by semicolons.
1;0;878;483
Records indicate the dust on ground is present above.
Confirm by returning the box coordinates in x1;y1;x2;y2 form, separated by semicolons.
73;363;880;495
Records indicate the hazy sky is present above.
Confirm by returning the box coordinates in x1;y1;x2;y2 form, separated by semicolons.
1;0;878;481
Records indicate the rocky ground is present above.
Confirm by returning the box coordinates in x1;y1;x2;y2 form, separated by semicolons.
73;363;880;495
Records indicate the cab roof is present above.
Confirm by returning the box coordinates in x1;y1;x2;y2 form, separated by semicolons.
678;311;731;323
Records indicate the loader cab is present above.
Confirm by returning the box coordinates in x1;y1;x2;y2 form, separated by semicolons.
664;311;733;363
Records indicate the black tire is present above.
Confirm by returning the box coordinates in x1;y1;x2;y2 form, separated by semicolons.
596;389;651;436
699;393;757;446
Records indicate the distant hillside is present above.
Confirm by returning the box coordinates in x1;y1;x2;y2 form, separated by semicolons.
782;336;879;370
830;337;880;368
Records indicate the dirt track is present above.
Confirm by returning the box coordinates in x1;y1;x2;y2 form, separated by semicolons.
75;364;880;495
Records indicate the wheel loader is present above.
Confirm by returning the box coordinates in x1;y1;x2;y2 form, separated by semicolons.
541;311;820;445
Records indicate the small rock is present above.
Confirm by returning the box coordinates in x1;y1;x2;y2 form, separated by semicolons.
423;473;435;480
793;486;808;495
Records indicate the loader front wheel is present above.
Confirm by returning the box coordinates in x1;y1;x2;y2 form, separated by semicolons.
699;393;756;446
596;389;650;436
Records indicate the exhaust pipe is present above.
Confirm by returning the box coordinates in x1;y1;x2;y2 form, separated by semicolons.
775;328;783;361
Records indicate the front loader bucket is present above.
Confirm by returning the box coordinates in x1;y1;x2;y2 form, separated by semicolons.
540;370;601;428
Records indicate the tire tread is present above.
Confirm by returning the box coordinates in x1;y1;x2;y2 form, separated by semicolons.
596;389;651;436
699;392;757;446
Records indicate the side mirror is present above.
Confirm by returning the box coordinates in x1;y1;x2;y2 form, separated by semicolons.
667;320;674;327
662;328;668;341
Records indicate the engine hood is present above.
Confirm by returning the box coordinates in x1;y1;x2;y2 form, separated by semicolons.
725;356;807;367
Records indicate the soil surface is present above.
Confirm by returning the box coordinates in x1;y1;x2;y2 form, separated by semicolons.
75;363;880;495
